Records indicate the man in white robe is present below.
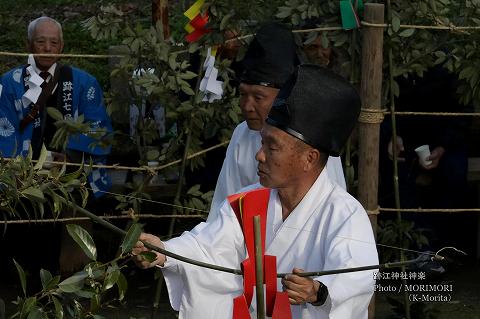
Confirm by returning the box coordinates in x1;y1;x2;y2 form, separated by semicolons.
134;65;378;319
209;23;346;220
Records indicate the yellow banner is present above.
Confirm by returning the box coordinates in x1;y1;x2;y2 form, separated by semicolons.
184;0;205;20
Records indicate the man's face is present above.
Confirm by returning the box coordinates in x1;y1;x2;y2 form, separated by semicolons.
28;20;64;71
303;35;332;66
255;124;306;189
239;83;279;131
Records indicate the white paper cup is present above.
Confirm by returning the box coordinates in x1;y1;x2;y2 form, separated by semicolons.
147;161;159;167
415;145;432;166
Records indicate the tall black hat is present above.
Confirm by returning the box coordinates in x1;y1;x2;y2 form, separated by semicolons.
239;22;299;88
266;64;361;156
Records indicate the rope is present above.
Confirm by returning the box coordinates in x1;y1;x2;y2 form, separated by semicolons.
292;26;344;33
0;214;206;225
224;26;345;44
86;188;209;213
1;20;479;60
366;206;381;215
2;140;230;172
359;110;480;122
380;207;480;213
386;111;480;117
361;21;480;31
0;51;124;59
358;108;385;124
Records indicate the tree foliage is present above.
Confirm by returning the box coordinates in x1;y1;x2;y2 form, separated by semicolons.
10;222;141;319
0;146;89;225
4;0;480;316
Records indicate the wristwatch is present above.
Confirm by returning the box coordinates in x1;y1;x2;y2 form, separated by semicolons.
310;281;329;306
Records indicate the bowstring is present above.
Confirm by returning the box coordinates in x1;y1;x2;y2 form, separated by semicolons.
335;235;438;258
86;187;209;213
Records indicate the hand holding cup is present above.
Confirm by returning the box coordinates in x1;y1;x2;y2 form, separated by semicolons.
415;145;432;167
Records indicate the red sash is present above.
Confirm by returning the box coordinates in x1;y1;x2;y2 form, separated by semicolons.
228;188;292;319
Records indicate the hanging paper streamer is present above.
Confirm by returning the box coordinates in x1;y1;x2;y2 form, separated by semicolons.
130;68;156;138
340;0;364;30
199;47;224;103
184;0;210;42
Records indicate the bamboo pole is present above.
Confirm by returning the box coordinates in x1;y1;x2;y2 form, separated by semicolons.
254;216;265;319
358;4;384;319
385;0;411;317
152;0;170;39
345;1;360;193
358;3;384;235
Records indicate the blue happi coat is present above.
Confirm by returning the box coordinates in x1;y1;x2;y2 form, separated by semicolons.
0;65;113;197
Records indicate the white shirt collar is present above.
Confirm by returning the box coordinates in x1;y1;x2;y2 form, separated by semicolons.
22;54;58;107
27;54;56;78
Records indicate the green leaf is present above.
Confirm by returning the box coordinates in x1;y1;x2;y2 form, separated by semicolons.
179;71;197;80
146;149;160;161
139;251;158;263
391;80;400;97
187;184;201;195
228;109;238;123
168;54;177;70
180;84;195;96
392;16;401;32
58;272;88;293
276;7;292;18
419;2;428;14
120;223;142;254
103;268;120;290
20;297;37;317
220;13;233;30
188;42;199;53
91;294;101;312
74;289;95;298
39;269;52;290
13;259;27;296
26;307;43;319
52;296;64;319
33;145;48;170
45;275;61;291
116;272;128;301
459;66;474;80
22;187;45;202
66;224;97;261
191;197;204;209
47;107;64;121
398;29;414;37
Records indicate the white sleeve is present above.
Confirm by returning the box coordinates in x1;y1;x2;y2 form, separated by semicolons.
316;207;378;318
161;200;246;312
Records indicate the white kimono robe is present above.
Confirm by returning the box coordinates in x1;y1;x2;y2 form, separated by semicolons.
162;169;378;318
209;121;346;221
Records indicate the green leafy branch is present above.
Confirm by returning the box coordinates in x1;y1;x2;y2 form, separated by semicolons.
47;107;110;152
0;146;89;225
10;222;141;319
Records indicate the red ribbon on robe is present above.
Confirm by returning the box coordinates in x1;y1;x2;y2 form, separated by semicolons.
228;188;292;319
